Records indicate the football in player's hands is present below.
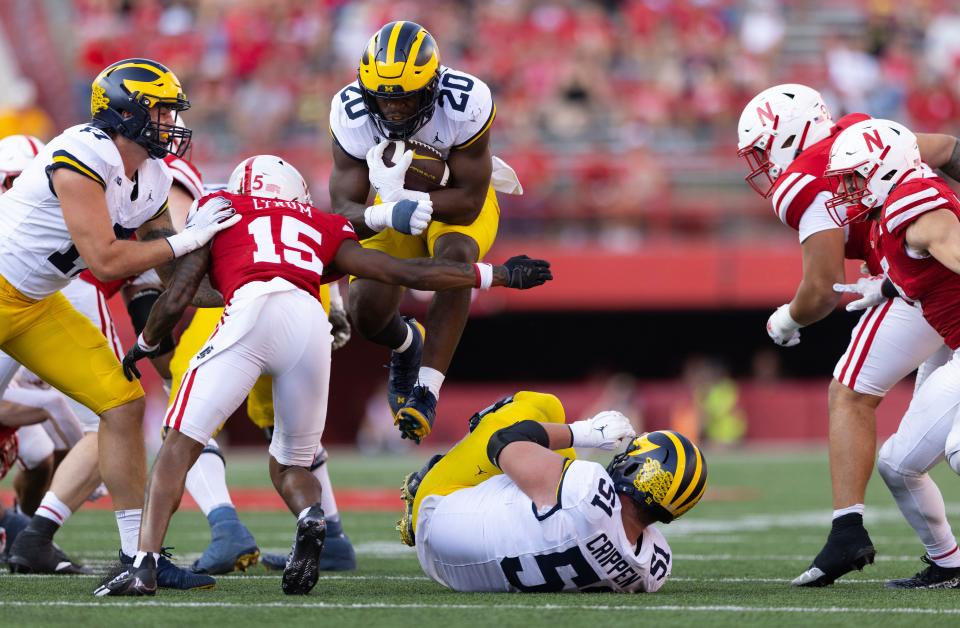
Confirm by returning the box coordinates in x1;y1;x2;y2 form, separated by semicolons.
382;140;450;193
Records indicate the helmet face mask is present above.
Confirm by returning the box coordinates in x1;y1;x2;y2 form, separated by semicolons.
737;134;782;198
91;59;192;159
606;430;707;524
358;21;441;140
825;119;921;227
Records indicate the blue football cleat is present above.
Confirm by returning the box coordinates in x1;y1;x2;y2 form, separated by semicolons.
387;317;424;416
191;506;260;574
118;549;216;590
395;385;437;444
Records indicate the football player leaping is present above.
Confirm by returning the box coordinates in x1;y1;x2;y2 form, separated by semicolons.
736;84;960;586
0;59;236;584
329;21;522;443
397;391;706;593
826;119;960;588
96;155;550;596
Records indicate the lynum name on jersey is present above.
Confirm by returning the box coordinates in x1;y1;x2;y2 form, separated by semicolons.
250;197;314;215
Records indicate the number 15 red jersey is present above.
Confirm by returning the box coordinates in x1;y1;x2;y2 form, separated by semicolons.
204;191;358;305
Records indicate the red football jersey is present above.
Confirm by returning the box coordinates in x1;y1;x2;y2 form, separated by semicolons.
844;220;883;276
769;113;872;231
879;173;960;348
206;191;358;305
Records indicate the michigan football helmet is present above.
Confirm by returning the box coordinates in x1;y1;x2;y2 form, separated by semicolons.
0;134;45;192
227;155;312;204
607;430;707;524
737;84;833;197
358;21;441;140
90;58;191;159
824;118;921;226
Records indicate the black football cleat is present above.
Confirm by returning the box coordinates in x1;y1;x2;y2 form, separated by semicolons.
94;554;157;597
886;555;960;589
282;504;326;595
7;528;90;575
387;317;424;417
395;385;437;444
792;513;876;587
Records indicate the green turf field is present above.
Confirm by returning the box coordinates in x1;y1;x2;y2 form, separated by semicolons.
4;446;960;627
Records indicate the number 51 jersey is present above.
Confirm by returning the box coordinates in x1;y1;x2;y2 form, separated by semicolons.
204;191;358;306
416;459;673;593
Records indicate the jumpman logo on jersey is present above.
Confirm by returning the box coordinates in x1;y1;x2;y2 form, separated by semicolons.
432;131;442;144
475;465;487;477
147;190;153;203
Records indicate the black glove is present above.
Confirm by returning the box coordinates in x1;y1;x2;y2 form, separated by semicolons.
329;305;352;351
122;337;160;381
502;255;553;289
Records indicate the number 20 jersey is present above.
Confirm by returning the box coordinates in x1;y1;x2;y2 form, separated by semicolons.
0;124;171;299
330;66;496;160
205;191;358;305
416;460;672;593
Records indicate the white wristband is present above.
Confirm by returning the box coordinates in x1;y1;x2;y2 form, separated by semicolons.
137;333;160;353
474;263;494;290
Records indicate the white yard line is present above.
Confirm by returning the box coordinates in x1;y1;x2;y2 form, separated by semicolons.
3;601;960;615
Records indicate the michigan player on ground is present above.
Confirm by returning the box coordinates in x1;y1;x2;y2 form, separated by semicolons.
1;59;233;589
329;20;523;443
397;391;706;592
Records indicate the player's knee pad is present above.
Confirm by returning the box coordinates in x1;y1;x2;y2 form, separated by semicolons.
309;447;328;472
945;422;960;476
517;391;565;424
876;438;919;487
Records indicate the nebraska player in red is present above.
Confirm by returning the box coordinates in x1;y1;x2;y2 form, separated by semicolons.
98;155;552;597
825;118;960;589
737;84;960;587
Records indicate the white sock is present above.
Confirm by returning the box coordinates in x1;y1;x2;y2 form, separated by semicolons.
312;458;339;521
417;367;445;398
115;509;142;557
393;323;414;353
832;504;864;520
133;550;160;568
930;543;960;568
36;491;72;526
184;444;233;516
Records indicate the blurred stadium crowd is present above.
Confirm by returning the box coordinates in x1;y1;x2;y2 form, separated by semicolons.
2;0;960;241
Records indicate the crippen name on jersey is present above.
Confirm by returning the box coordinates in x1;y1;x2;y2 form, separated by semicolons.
251;198;313;216
586;533;642;587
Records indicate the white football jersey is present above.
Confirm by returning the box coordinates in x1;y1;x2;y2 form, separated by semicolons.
0;124;171;299
330;66;496;161
416;460;673;593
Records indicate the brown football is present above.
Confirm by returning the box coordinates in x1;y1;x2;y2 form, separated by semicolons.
381;140;450;192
